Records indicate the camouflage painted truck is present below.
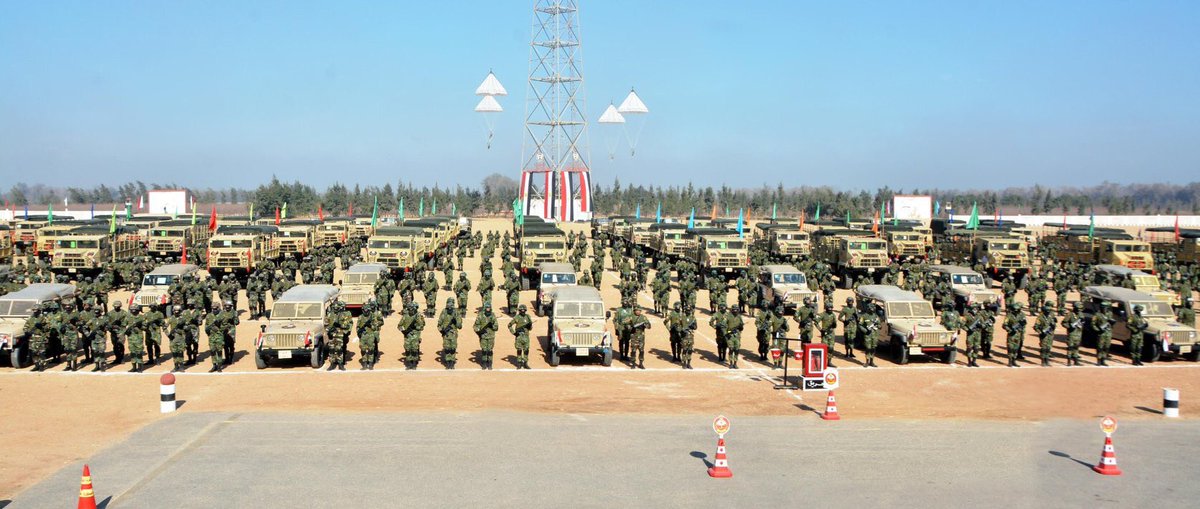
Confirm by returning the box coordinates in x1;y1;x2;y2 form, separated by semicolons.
206;225;281;279
1044;229;1154;272
939;229;1031;285
546;286;613;366
255;284;340;369
1080;286;1199;362
685;227;750;281
811;229;889;288
516;224;568;290
856;284;957;364
365;226;423;273
51;225;145;275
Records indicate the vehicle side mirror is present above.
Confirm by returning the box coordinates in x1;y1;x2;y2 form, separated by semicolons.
260;324;267;332
606;311;612;319
337;280;342;286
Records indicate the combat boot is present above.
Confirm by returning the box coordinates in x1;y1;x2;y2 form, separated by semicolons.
327;362;336;371
338;362;346;371
1098;359;1107;366
209;365;219;373
448;361;455;370
1042;360;1051;367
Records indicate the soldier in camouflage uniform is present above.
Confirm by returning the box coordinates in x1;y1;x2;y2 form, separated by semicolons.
127;306;147;372
424;272;440;318
167;305;188;372
24;304;51;371
839;297;859;360
710;303;729;363
105;301;131;365
503;273;521;316
613;301;634;361
963;302;983;367
1003;302;1027;367
794;297;816;344
724;305;744;368
1035;303;1057;366
1062;302;1084;366
627;307;651;369
1178;296;1195;328
356;300;383;370
438;297;463;369
204;303;226;372
1127;304;1150;366
453;273;471;315
818;301;838;364
88;306;108;372
398;301;425;369
859;303;882;367
508;305;533;369
324;301;352;371
61;302;82;371
673;302;698;369
1093;301;1115;366
473;303;499;370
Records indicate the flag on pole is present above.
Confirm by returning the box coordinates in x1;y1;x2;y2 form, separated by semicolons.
966;202;980;230
399;198;405;221
370;196;379;227
191;201;197;226
208;206;218;232
318;204;325;221
138;195;144;211
725;205;729;218
737;208;744;238
125;200;132;219
24;204;29;220
48;204;54;224
282;202;288;219
274;207;280;225
1175;215;1181;242
799;211;806;230
419;197;425;217
249;203;254;220
1088;212;1095;241
1062;214;1067;230
432;198;437;215
711;204;717;220
349;203;354;216
655;202;661;223
845;210;851;227
109;205;117;234
451;202;457;215
688;207;695;229
934;201;941;217
772;202;777;221
815;203;821;222
872;209;880;235
90;203;95;219
181;239;188;265
635;203;641;219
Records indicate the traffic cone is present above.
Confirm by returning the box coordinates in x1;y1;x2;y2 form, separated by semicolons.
821;390;841;421
1092;435;1122;476
78;464;97;509
707;437;733;478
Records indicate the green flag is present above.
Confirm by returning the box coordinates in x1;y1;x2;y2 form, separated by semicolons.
109;205;117;234
452;202;457;215
432;198;438;215
815;203;821;221
771;202;777;220
1088;212;1095;241
191;201;197;225
282;202;288;219
125;201;133;220
249;202;254;220
965;202;980;230
419;197;425;217
370;196;379;227
845;210;850;227
399;198;405;221
48;203;53;224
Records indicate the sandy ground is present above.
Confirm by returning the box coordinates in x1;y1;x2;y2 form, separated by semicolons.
2;217;1197;498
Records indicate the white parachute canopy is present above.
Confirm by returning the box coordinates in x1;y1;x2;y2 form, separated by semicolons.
597;104;626;160
616;88;649;156
475;95;503;149
475;72;508;96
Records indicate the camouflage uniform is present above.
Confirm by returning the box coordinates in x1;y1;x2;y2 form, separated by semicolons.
473;305;499;369
437;298;463;369
324;302;352;370
1128;305;1149;365
859;305;882;367
356;302;383;370
1003;303;1027;367
398;302;426;369
1063;304;1084;366
508;306;533;369
1035;305;1057;366
627;308;651;369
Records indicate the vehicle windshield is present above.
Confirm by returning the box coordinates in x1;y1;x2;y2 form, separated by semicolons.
278;231;306;238
772;273;806;285
707;240;746;249
271;302;323;319
152;230;184;237
664;233;683;240
554;301;605;318
0;300;38;317
545;241;565;249
777;233;806;241
142;274;175;286
370;240;411;249
323;225;346;231
892;234;918;241
847;241;885;250
542;273;577;285
886;302;935;318
213;239;253;248
1132;301;1173;318
344;273;379;285
1132;276;1159;288
1114;244;1149;252
56;239;99;249
988;242;1024;251
952;274;984;285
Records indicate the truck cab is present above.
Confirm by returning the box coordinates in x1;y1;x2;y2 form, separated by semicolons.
339;263;388;312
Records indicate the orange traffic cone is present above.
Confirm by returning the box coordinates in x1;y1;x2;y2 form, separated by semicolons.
707;437;733;478
1092;435;1122;476
78;464;97;509
821;390;841;420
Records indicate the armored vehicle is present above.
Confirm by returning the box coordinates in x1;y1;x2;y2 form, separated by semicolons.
51;225;145;275
0;283;76;367
255;284;340;369
856;284;957;364
366;226;422;273
517;224;568;290
1089;265;1177;306
812;229;888;288
1080;286;1199;362
757;264;818;313
685;228;750;279
339;263;388;311
535;262;577;316
130;264;201;311
547;286;613;366
926;265;1001;311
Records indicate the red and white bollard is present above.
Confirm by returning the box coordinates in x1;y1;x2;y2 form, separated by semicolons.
160;373;176;413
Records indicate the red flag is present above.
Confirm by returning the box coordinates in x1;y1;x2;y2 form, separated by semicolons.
1062;214;1067;230
710;204;717;220
181;238;188;264
208;206;218;232
318;204;325;221
1176;215;1181;242
872;210;880;235
348;203;353;216
799;211;806;230
275;207;280;225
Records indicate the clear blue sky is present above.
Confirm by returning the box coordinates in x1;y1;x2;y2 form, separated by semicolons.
2;1;1198;190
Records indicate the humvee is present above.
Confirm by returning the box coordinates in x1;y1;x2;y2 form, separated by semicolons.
277;219;321;258
366;226;422;273
535;262;577;316
685;228;750;280
648;223;691;261
255;284;340;369
517;224;568;290
206;225;281;278
547;286;612;366
147;219;210;258
1090;265;1177;306
339;263;388;311
811;229;888;288
51;225;145;275
757;264;818;313
0;283;76;368
130;263;201;312
1080;286;1199;362
856;284;957;364
926;265;1000;311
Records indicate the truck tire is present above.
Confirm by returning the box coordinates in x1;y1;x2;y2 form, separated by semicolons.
1143;337;1161;363
601;349;613;366
840;275;852;290
895;338;909;364
1187;349;1200;362
549;349;560;367
310;344;325;368
254;350;267;369
9;347;24;369
520;275;530;291
942;348;956;365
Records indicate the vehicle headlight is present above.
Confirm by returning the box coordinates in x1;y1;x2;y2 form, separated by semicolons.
369;251;378;256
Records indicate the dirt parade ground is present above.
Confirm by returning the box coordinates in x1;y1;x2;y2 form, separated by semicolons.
3;218;1199;504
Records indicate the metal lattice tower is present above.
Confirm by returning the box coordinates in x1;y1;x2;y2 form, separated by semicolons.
519;0;592;222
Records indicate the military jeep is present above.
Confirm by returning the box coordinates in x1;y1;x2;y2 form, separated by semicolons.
535;262;577;316
757;264;817;313
926;265;1000;311
255;284;340;369
0;283;76;368
547;286;612;366
856;284;957;364
130;263;201;312
1080;286;1199;362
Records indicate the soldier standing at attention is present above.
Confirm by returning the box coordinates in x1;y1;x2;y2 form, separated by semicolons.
613;300;634;361
724;305;745;369
509;305;533;369
89;306;109;372
677;303;698;369
1035;303;1057;367
590;257;604;290
1063;302;1085;366
1003;302;1027;367
839;297;859;360
203;303;225;372
167;305;188;372
356;300;383;370
980;304;996;359
1001;275;1017;310
710;303;729;363
794;297;815;344
627;307;651;369
941;304;961;345
474;303;499;370
324;301;352;371
399;302;425;370
818;301;838;363
1178;296;1195;327
142;304;165;365
1093;301;1115;366
423;272;440;318
24;305;49;372
438;297;463;369
1127;304;1149;366
503;273;521;316
127;306;147;372
858;303;882;367
105;301;130;365
60;302;82;371
651;274;670;316
666;302;684;362
964;303;983;367
755;304;776;361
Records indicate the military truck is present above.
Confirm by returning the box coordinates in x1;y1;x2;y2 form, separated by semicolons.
34;220;100;258
517;224;568;290
339;263;388;312
648;223;692;261
12;215;51;248
400;219;443;260
856;285;957;364
811;229;889;288
0;225;12;265
316;216;352;247
626;219;658;256
1080;286;1199;362
546;286;613;366
754;223;811;261
1089;265;1178;306
351;216;377;239
147;219;210;258
939;229;1031;284
926;265;1001;311
685;228;750;280
0;283;76;368
756;264;818;313
1144;227;1200;265
885;228;928;261
366;226;422;273
605;215;634;245
1044;229;1154;272
535;262;577;316
130;264;201;312
255;284;340;369
51;225;145;275
206;225;281;278
277;219;321;258
590;216;612;240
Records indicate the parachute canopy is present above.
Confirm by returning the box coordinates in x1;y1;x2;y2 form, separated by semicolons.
617;89;648;114
598;104;626;124
475;95;503;113
475;72;508;96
